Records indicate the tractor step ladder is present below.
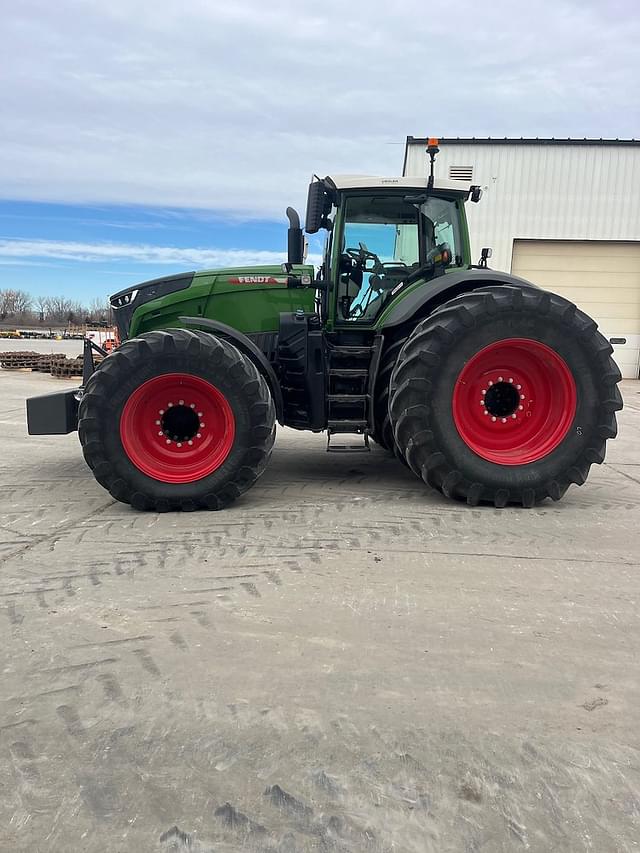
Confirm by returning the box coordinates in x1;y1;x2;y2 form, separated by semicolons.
326;431;371;453
324;338;382;453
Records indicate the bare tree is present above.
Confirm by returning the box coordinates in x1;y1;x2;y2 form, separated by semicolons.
0;290;112;327
13;290;32;319
0;289;14;320
0;289;31;321
35;295;49;322
88;296;111;325
47;295;73;323
66;300;89;325
88;295;110;324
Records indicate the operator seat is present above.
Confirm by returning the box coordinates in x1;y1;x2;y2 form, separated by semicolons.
338;254;364;318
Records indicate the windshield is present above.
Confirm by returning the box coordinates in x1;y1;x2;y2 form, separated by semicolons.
337;194;463;323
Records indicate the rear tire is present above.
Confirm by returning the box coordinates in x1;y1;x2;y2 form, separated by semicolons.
79;329;275;511
389;285;623;507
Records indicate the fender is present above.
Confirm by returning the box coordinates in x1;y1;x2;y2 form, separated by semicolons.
179;316;284;424
380;268;539;330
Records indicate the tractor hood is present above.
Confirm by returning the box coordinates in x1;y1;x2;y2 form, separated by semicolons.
110;272;196;341
110;264;315;341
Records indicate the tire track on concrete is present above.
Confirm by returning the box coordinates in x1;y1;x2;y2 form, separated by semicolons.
0;497;117;566
608;463;640;487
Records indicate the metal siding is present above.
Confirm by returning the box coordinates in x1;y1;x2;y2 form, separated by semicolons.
403;142;640;272
512;240;640;378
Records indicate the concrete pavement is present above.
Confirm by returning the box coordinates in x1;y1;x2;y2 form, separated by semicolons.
1;370;639;852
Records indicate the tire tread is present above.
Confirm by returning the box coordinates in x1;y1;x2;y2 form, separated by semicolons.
389;286;623;507
78;329;275;511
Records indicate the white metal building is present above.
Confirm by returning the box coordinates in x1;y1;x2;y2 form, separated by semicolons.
403;137;640;378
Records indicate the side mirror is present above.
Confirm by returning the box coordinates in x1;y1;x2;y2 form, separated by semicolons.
470;185;483;203
305;179;332;234
478;247;492;268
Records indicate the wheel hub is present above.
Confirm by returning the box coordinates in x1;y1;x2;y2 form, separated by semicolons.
483;380;521;419
120;373;235;483
160;403;201;445
452;339;577;465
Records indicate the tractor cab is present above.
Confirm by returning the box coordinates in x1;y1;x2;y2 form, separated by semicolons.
261;171;482;446
303;173;476;328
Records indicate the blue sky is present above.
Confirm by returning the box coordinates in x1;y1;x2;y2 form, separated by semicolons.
1;0;638;303
0;200;303;300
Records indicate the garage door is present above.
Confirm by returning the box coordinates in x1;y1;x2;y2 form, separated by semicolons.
511;240;640;379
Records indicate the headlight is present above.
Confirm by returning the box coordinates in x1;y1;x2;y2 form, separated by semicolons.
111;289;138;309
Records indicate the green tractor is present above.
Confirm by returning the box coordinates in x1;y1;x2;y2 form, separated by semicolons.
27;142;622;510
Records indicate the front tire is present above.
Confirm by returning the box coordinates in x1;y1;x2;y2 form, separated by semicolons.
79;329;275;511
389;286;623;507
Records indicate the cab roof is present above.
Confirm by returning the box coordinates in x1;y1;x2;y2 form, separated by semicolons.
326;174;471;194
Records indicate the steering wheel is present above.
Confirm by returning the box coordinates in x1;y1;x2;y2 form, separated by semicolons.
345;242;382;271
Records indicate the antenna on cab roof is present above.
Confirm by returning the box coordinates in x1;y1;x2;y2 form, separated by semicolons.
426;137;439;190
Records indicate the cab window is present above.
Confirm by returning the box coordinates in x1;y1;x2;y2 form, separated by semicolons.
336;193;463;323
337;196;420;323
420;196;462;264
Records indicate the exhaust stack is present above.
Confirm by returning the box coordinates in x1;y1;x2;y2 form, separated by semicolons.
286;207;304;265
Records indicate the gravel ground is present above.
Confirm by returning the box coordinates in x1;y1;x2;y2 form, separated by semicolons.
1;370;639;853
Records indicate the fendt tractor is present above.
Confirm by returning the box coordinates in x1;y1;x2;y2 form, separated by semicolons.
27;140;623;511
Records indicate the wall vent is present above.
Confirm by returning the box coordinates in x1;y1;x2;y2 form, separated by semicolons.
448;165;473;181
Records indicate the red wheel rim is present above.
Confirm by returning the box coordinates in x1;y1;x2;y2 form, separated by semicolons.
452;338;577;465
119;373;235;483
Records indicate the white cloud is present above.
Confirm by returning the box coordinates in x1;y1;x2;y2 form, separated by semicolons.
0;237;322;269
2;0;639;217
0;258;53;267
